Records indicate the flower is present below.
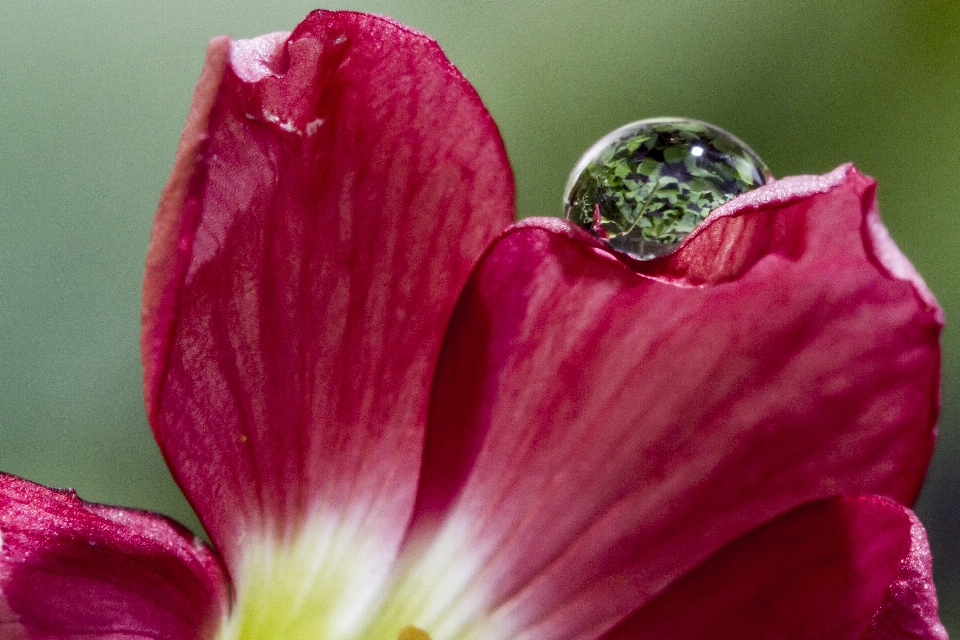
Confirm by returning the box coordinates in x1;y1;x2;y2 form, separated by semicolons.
0;9;948;640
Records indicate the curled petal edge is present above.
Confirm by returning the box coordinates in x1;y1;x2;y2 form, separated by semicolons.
0;473;228;640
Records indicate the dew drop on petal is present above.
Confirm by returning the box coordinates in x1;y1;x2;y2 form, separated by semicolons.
564;118;772;260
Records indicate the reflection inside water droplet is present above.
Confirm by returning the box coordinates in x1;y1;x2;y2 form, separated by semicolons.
564;118;772;260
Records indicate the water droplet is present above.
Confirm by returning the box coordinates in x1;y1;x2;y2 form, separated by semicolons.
564;118;771;260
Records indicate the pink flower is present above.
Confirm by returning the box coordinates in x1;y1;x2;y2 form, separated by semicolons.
0;10;948;640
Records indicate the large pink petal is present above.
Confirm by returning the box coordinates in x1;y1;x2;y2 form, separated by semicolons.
142;11;514;566
0;473;227;640
408;166;941;639
602;495;947;640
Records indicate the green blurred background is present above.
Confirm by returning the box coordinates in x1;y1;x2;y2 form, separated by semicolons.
1;0;957;631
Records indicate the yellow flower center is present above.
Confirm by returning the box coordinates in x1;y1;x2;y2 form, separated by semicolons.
213;515;493;640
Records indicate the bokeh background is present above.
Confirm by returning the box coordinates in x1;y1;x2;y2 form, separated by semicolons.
1;0;957;631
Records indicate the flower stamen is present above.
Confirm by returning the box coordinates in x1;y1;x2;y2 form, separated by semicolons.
398;625;431;640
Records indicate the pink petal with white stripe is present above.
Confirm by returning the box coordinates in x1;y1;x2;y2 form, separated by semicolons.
141;10;514;573
403;166;941;639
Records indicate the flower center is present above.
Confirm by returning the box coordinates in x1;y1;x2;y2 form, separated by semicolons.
213;515;492;640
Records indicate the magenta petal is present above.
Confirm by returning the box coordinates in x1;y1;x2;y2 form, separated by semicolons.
142;11;514;564
861;504;948;639
410;166;941;638
601;496;947;640
0;473;227;640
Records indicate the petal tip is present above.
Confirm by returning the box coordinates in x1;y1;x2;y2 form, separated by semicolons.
838;164;943;325
860;500;949;640
863;201;944;326
230;31;291;83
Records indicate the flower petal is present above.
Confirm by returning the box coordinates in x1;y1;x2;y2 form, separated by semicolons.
0;473;227;640
402;166;941;639
601;495;947;640
142;10;514;567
